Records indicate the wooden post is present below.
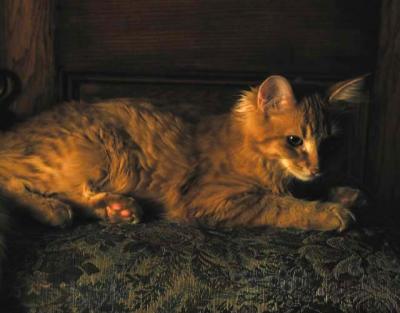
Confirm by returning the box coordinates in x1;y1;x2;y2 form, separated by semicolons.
365;0;400;222
2;1;55;116
0;1;5;67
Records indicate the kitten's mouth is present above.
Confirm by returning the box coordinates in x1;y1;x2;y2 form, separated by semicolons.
279;160;322;182
284;165;321;181
292;172;320;182
292;168;323;181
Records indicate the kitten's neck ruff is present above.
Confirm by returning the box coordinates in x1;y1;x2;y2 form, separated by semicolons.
229;113;292;193
196;107;292;194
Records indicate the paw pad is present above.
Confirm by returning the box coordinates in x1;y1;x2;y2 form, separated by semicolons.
105;198;142;224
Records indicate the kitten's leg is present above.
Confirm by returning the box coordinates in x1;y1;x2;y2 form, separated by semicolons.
7;190;73;227
186;188;354;231
81;184;142;224
259;198;355;231
0;177;73;227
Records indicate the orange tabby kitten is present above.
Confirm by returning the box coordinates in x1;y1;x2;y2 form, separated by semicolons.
0;75;367;269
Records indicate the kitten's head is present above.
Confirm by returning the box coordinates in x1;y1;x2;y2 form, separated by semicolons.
235;75;368;181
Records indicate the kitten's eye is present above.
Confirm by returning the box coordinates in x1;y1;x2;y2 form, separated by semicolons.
286;135;303;147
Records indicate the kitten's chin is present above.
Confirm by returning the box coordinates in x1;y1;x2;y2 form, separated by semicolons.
292;173;315;182
279;160;317;182
291;170;323;182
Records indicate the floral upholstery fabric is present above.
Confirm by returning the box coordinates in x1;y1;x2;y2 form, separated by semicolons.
2;220;400;313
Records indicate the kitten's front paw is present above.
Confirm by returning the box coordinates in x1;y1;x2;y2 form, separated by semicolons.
317;202;355;232
328;186;368;209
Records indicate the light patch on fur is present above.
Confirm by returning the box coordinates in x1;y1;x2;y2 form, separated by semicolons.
303;139;313;155
233;88;258;114
303;126;315;156
82;183;108;203
280;159;291;172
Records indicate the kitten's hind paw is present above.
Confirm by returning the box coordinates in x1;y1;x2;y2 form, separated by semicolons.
102;197;143;224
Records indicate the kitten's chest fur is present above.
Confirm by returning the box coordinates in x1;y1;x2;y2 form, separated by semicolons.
194;115;288;192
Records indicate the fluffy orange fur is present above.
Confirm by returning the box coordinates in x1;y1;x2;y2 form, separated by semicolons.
0;76;368;240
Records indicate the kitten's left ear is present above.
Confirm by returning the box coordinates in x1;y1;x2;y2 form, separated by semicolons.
326;74;370;112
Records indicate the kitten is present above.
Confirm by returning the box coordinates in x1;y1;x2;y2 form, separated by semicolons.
0;75;367;273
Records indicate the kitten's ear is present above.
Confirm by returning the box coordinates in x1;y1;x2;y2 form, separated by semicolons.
257;75;296;114
326;75;370;112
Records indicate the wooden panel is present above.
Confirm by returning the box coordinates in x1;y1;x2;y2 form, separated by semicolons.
0;70;20;130
61;73;333;105
346;91;370;181
0;0;5;67
3;1;55;116
70;76;244;122
365;0;400;222
56;0;379;79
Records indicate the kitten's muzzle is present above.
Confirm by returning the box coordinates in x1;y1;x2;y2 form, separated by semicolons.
309;167;321;177
302;167;322;181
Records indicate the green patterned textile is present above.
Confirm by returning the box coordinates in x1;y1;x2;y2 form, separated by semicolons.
2;220;400;313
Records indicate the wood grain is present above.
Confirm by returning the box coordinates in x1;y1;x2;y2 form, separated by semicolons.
0;0;5;67
3;0;55;116
365;0;400;221
56;0;378;79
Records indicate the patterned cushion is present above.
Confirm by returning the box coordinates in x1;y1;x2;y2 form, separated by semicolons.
2;220;400;313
